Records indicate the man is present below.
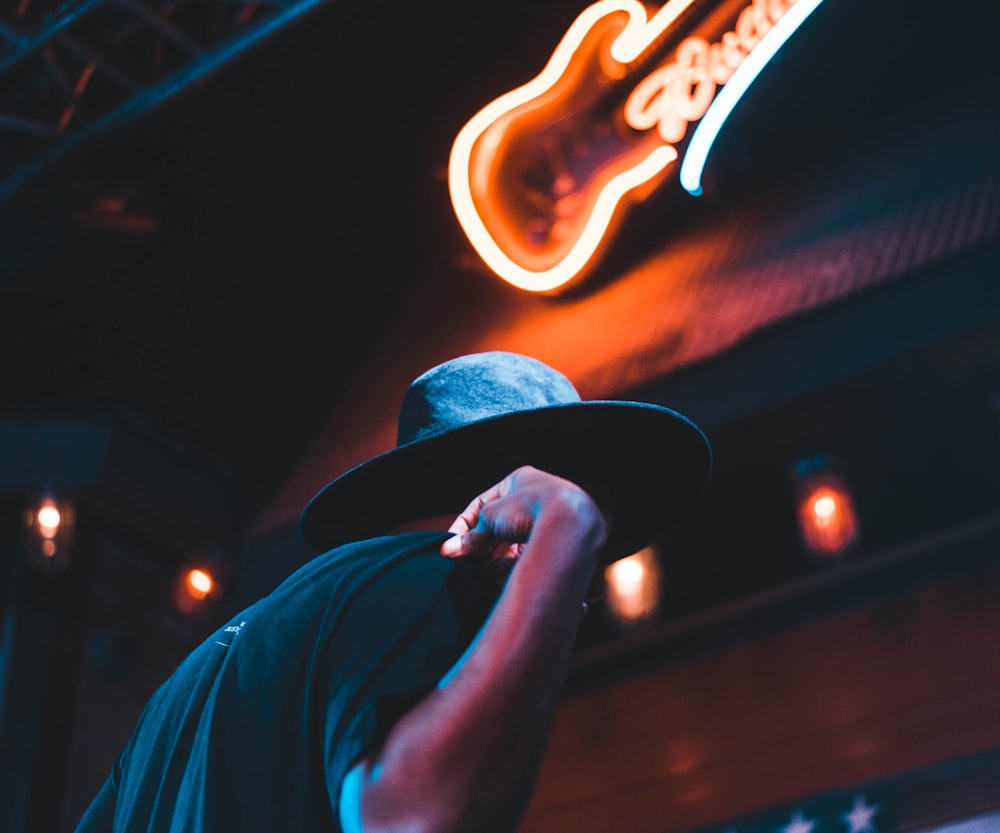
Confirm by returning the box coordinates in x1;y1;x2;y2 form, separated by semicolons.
75;351;711;833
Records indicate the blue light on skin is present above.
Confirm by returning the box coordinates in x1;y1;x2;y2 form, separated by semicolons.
338;635;482;833
436;625;486;691
679;0;827;196
338;590;488;833
339;763;366;833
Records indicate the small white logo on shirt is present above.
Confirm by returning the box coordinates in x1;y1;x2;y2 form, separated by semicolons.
215;620;247;647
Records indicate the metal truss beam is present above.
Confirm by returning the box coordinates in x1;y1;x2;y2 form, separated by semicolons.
0;0;335;207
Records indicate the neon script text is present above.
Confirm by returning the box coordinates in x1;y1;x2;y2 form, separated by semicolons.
448;0;815;292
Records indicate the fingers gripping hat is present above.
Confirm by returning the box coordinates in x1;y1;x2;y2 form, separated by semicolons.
300;351;712;562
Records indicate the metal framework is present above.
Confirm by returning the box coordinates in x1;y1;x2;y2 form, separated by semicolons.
0;0;332;207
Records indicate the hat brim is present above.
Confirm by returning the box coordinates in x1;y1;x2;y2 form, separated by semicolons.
300;401;712;563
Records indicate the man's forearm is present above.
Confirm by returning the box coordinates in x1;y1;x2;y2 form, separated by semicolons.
345;475;606;833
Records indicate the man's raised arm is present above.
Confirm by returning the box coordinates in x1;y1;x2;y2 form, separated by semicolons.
339;465;607;833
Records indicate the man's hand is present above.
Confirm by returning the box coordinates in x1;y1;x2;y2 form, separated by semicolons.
341;466;609;833
440;465;608;566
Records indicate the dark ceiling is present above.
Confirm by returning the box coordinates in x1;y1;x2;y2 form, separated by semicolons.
0;0;995;536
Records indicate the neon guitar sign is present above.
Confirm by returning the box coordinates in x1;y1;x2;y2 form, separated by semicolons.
448;0;826;293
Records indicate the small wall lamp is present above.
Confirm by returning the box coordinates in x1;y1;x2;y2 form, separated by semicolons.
23;493;76;575
172;547;227;619
603;545;662;628
792;456;860;562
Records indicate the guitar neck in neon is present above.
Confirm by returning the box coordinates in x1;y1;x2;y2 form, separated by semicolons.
448;0;826;292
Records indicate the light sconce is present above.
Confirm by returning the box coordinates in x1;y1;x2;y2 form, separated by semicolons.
603;545;662;628
172;547;227;619
793;456;860;561
23;493;76;575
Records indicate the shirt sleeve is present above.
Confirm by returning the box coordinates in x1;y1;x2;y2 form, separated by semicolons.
321;537;499;810
72;754;122;833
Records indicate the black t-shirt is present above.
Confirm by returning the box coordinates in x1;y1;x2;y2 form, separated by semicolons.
74;531;499;833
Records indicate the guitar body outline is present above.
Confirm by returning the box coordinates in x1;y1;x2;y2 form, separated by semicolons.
448;0;810;293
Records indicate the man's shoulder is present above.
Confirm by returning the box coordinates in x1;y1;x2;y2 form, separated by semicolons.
313;530;454;578
336;530;453;557
264;531;454;606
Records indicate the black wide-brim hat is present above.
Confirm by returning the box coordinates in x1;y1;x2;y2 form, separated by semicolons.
301;352;712;563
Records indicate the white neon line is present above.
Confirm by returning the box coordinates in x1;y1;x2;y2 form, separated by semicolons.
612;0;699;63
679;0;827;196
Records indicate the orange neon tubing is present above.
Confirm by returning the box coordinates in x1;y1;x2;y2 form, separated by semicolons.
448;0;697;293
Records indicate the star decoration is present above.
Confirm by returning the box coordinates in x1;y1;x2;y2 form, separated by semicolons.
842;795;879;832
782;811;816;833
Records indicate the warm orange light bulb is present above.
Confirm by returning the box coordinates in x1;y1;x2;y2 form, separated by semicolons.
609;556;645;594
604;547;661;624
36;504;61;538
24;495;75;574
172;558;225;618
812;493;837;520
797;480;858;558
185;568;214;601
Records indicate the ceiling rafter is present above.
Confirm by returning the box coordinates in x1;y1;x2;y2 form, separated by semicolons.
0;0;334;207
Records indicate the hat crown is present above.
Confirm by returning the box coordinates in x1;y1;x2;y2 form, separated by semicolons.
398;352;582;446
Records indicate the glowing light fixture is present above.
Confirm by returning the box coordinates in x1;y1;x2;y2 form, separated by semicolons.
23;493;76;574
679;0;827;194
185;568;215;600
449;0;819;292
604;546;662;626
448;0;696;293
172;552;226;618
793;457;860;560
